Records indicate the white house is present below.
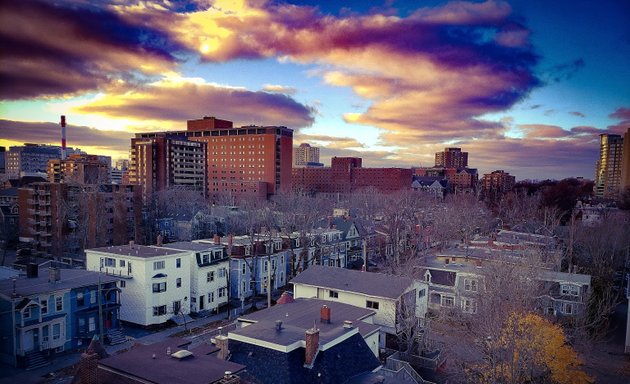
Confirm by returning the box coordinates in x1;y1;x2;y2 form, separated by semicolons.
85;244;191;326
291;265;428;347
160;242;229;315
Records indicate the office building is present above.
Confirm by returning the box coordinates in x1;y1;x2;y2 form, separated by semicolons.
129;134;207;198
6;144;83;178
620;128;630;194
595;133;624;198
435;147;468;168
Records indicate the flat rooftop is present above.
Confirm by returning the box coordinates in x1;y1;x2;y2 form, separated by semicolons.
99;338;245;384
159;241;224;252
87;244;187;258
0;268;118;298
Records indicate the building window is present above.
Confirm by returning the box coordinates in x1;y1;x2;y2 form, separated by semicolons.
103;257;115;267
264;261;268;272
23;305;32;319
366;300;380;310
90;291;96;304
153;261;165;270
329;290;339;299
53;323;61;340
441;296;455;307
120;281;126;288
77;292;84;306
418;289;426;298
152;282;167;293
464;279;478;292
176;278;182;288
88;317;96;332
176;258;181;268
218;268;226;278
153;305;167;316
203;254;210;264
55;296;63;311
462;299;478;314
219;287;227;297
207;271;215;282
560;284;579;296
563;302;574;315
209;292;215;303
119;260;126;268
242;263;246;274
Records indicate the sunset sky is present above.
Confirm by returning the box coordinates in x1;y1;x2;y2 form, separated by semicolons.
1;0;629;180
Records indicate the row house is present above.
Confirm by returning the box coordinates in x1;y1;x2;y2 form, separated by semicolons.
0;267;120;369
196;234;289;302
291;265;429;347
85;243;191;327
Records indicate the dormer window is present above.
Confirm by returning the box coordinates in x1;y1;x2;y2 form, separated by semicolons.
424;271;432;283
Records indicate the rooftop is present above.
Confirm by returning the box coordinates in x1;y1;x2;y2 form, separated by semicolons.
159;241;225;252
0;268;119;298
290;265;415;300
98;338;245;384
87;244;187;258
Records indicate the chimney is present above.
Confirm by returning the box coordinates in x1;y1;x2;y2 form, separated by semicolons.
320;305;331;324
129;240;135;246
60;115;67;161
228;234;233;247
445;258;450;265
214;234;221;245
275;320;283;331
304;328;319;366
156;234;163;247
26;263;38;278
215;335;229;360
48;267;61;283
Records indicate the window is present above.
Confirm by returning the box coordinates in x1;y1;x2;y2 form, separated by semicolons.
103;257;115;267
563;302;574;315
264;261;268;272
153;305;167;316
90;291;96;304
120;281;126;288
41;298;48;314
464;279;478;292
152;282;167;293
119;260;125;268
218;268;226;278
176;278;182;288
329;290;339;298
207;271;215;282
176;258;181;268
462;299;478;314
55;296;63;311
219;287;227;297
561;284;579;296
77;292;84;306
203;254;210;264
153;261;165;270
441;296;455;307
366;300;380;310
53;323;61;340
88;317;96;332
23;305;32;318
128;262;132;275
209;292;215;303
242;263;246;274
418;289;426;298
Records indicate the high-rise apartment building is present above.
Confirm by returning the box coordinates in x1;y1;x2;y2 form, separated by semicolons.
293;143;321;167
435;147;468;168
620;128;630;194
129;134;207;198
133;116;293;201
0;146;5;174
481;170;515;195
6;144;83;177
18;183;142;261
47;154;111;184
595;133;624;199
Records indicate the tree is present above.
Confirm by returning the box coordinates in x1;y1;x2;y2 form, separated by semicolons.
470;311;591;384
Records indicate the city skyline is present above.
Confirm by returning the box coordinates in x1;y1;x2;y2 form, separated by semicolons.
1;0;629;180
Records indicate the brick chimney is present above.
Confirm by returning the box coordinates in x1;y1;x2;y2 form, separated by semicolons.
320;305;331;324
214;234;221;245
304;328;319;366
215;335;229;360
156;234;163;247
228;234;233;247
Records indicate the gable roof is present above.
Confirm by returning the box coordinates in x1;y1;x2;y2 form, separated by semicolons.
290;265;414;300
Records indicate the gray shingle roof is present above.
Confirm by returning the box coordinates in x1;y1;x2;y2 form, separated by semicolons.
290;265;414;299
0;268;119;298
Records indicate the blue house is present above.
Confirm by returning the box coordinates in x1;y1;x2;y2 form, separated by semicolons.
0;267;120;369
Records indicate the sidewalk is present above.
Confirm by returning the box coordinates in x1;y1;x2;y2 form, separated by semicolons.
0;311;230;384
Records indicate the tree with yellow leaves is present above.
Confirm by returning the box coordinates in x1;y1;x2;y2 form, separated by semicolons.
470;311;592;384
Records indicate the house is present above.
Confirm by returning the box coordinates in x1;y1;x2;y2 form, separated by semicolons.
291;266;429;347
98;337;245;384
160;241;229;315
225;297;381;384
196;234;289;302
0;266;120;369
411;177;448;198
85;243;191;326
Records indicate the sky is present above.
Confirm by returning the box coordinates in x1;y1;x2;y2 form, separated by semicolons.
1;0;629;181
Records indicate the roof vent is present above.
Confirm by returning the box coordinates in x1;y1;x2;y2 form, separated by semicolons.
170;350;193;359
343;320;353;329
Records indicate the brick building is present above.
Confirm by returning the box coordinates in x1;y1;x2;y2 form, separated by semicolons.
47;154;111;184
414;167;478;193
293;143;321;167
292;157;412;195
435;147;468;168
132;116;293;201
18;183;142;262
481;170;516;196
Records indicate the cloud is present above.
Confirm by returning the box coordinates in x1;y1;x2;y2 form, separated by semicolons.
293;134;366;149
262;84;297;95
0;0;184;100
607;106;630;134
0;119;132;152
74;76;315;129
569;111;586;118
542;58;585;83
